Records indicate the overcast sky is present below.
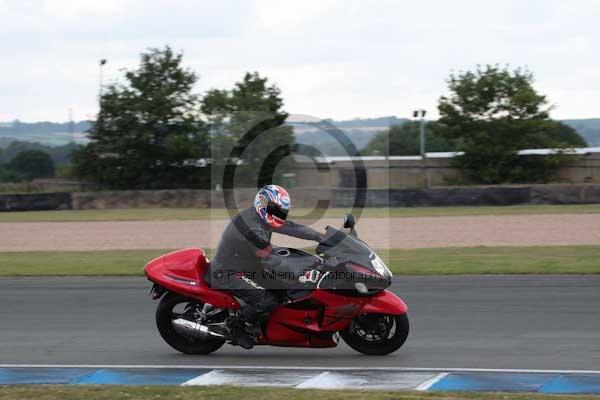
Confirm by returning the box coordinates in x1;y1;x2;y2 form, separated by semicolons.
1;0;599;122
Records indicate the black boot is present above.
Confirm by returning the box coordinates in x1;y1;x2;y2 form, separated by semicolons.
226;316;256;350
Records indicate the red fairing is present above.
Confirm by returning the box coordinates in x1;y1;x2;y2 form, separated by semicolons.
259;290;407;347
260;290;369;347
310;290;368;331
360;290;408;315
144;248;239;309
259;307;337;347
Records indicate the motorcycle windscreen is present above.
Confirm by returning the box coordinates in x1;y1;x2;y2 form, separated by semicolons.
316;226;391;291
316;226;373;259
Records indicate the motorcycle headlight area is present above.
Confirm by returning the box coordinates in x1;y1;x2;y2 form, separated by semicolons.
371;254;392;277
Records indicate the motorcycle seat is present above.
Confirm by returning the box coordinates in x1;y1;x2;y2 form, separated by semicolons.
287;288;313;300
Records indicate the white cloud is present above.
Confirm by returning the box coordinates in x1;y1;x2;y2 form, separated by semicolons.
0;0;599;121
40;0;128;18
254;0;342;32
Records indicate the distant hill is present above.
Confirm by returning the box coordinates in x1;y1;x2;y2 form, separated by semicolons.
0;120;91;147
324;116;408;128
562;119;600;147
293;117;600;155
1;117;599;155
0;117;409;155
291;116;409;155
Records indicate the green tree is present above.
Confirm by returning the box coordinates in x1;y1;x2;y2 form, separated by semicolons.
547;121;588;147
201;72;295;188
0;166;19;183
438;65;586;183
9;150;54;181
362;121;458;156
0;140;78;166
72;47;210;189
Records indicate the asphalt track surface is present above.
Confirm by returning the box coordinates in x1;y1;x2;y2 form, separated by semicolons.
1;276;599;370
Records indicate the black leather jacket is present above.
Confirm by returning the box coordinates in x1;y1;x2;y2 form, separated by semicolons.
211;207;322;284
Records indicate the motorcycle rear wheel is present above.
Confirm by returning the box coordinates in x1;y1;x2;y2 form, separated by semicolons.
156;292;226;355
340;313;409;355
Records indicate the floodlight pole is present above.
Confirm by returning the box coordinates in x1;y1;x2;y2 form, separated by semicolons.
419;112;426;157
414;109;428;187
99;59;107;102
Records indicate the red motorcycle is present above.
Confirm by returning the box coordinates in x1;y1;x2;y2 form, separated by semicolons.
145;215;409;355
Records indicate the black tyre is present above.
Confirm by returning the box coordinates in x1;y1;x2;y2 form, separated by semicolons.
340;313;409;355
156;292;226;355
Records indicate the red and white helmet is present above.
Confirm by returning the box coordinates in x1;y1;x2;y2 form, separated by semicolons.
253;184;291;229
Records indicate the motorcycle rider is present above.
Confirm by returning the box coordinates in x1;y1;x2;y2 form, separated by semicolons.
211;184;324;349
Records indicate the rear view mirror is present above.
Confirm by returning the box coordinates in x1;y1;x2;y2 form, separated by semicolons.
343;214;355;229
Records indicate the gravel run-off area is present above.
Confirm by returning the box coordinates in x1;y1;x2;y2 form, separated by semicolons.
0;214;599;251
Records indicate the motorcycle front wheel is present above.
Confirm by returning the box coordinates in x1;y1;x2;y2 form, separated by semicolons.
156;292;226;355
340;313;409;355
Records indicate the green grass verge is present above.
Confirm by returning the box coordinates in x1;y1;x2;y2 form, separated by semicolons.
0;386;597;400
2;246;600;276
0;249;173;276
1;204;600;222
386;246;600;275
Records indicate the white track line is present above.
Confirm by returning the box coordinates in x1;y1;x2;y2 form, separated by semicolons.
295;372;333;389
295;371;371;389
1;364;600;375
181;370;225;386
415;372;449;391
